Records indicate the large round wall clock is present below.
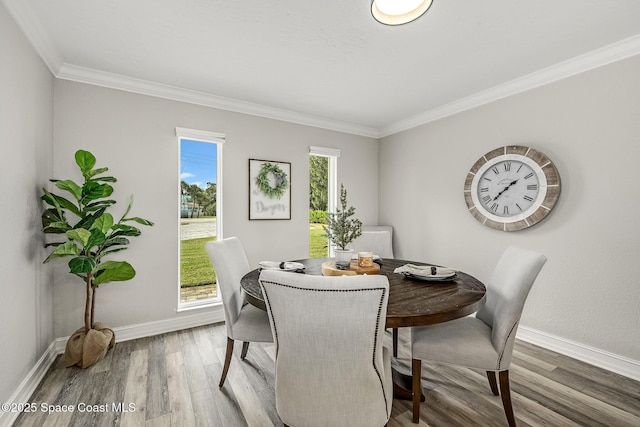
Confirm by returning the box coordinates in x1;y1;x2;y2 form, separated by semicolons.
464;145;561;231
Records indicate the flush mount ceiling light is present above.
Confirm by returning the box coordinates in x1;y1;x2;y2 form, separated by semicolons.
371;0;433;25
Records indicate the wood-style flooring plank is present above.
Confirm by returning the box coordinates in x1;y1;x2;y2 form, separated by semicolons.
165;351;197;426
119;348;149;427
145;335;170;420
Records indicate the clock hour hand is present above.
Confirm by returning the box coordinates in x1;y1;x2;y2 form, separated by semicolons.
492;179;519;201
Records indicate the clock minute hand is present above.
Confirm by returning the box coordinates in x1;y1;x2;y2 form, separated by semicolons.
492;179;519;201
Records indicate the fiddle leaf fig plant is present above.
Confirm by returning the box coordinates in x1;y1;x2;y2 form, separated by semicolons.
41;149;153;368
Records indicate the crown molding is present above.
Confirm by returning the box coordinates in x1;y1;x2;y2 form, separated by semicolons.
56;63;380;139
379;34;640;137
1;0;62;75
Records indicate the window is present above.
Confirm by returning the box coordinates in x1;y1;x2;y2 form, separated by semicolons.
309;146;339;258
176;127;224;309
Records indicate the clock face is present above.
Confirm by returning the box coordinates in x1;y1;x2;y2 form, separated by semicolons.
464;146;560;231
476;159;540;218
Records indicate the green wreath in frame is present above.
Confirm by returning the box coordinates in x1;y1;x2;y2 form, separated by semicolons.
256;162;289;199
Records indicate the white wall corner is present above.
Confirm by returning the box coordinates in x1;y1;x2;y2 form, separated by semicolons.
517;326;640;382
1;0;63;75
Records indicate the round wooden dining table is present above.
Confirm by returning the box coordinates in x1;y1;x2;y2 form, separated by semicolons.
240;257;487;400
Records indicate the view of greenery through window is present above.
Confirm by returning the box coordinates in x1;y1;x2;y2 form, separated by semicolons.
309;155;329;258
180;139;218;303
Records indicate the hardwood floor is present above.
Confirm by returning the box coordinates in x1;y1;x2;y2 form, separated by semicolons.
13;323;640;426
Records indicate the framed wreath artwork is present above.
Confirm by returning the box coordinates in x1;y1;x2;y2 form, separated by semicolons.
249;159;291;220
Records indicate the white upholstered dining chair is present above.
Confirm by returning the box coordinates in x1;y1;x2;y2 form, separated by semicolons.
349;225;398;355
205;237;273;387
410;246;547;425
259;270;392;427
348;225;394;258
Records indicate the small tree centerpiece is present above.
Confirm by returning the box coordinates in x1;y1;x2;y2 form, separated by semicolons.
323;184;362;267
41;149;153;368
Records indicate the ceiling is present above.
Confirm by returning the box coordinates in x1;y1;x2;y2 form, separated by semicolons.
5;0;640;137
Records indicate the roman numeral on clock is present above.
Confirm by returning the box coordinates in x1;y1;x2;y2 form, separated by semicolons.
523;195;534;202
504;162;511;171
524;172;534;179
503;206;509;214
482;195;491;203
527;184;538;190
490;203;498;212
491;166;499;175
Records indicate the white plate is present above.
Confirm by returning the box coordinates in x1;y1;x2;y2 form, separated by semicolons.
259;261;305;271
402;272;456;282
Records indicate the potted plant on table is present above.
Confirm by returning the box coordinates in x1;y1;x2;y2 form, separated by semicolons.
41;149;153;368
323;184;362;268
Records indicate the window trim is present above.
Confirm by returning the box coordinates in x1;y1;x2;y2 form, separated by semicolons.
176;127;225;310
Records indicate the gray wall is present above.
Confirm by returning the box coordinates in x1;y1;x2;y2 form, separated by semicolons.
0;3;54;405
379;55;640;360
52;80;379;337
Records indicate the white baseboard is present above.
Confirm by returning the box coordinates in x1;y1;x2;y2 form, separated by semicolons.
2;306;225;427
517;326;640;382
53;304;225;353
0;340;59;427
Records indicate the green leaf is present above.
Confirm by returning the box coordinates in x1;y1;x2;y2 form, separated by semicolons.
66;228;91;246
93;261;136;285
86;167;109;178
81;181;114;202
41;189;65;222
42;208;66;231
84;199;116;212
85;228;106;251
90;175;117;183
120;194;134;221
97;247;128;259
92;213;114;234
43;221;72;234
42;192;81;217
103;236;130;249
111;224;141;237
74;207;106;230
75;150;96;175
44;241;81;263
55;180;82;201
68;256;97;274
123;217;154;227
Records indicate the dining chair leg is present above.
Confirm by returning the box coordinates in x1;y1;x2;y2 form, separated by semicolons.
392;328;399;357
412;358;422;423
240;341;250;360
498;370;517;427
487;371;499;395
219;337;235;388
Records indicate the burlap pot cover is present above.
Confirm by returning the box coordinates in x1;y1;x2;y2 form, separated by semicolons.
64;322;115;368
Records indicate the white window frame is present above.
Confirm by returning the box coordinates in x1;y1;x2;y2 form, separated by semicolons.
176;127;225;310
309;146;340;257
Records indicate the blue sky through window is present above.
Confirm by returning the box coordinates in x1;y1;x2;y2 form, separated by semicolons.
180;139;217;188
